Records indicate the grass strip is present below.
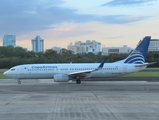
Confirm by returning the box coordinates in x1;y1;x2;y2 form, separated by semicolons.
122;72;159;77
0;73;9;79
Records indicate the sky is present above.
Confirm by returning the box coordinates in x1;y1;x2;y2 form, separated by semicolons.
0;0;159;50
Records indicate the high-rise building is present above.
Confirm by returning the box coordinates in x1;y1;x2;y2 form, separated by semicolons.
3;35;16;47
31;36;44;52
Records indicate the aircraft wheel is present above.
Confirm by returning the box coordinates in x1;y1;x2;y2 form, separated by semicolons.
17;81;21;84
76;79;81;84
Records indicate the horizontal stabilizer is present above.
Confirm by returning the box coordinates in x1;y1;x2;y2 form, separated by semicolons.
135;62;157;67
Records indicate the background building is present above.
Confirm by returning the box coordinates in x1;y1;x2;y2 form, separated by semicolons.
31;36;44;52
67;42;78;54
68;40;101;54
102;45;132;56
52;46;61;53
148;39;159;51
3;35;16;47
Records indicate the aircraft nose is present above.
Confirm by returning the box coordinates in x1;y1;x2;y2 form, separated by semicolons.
3;71;9;76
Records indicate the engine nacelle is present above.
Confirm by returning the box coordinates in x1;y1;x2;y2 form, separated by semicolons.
54;74;69;82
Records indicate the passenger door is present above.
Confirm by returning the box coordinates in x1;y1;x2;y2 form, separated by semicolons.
123;65;127;73
20;66;28;78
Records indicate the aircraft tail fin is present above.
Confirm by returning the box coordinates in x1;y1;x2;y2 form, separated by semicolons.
124;36;151;64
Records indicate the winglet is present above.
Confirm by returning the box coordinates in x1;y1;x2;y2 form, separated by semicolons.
93;59;106;71
98;59;106;68
95;60;98;63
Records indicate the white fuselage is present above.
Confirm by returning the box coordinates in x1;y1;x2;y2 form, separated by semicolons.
4;63;146;80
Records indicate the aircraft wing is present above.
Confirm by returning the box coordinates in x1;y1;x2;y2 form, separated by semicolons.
68;59;106;77
68;70;94;78
69;70;93;75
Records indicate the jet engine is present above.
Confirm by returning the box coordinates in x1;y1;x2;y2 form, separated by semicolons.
54;74;69;82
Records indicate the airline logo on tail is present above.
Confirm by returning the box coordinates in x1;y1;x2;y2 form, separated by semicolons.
124;36;151;64
124;51;145;64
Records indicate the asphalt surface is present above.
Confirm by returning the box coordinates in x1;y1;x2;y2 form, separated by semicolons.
0;78;159;120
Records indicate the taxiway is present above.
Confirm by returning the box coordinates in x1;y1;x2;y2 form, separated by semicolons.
0;79;159;120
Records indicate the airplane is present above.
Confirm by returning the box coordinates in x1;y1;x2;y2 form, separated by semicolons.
3;36;156;84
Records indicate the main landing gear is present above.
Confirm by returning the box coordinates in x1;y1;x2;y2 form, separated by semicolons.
76;79;81;84
17;80;21;84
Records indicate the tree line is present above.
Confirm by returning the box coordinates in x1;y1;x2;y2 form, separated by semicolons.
0;46;158;68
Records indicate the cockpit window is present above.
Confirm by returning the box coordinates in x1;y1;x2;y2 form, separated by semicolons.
11;68;15;71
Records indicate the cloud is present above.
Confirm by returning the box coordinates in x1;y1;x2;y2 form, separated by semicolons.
98;15;150;24
0;0;151;36
51;26;95;38
101;0;157;7
53;29;94;38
